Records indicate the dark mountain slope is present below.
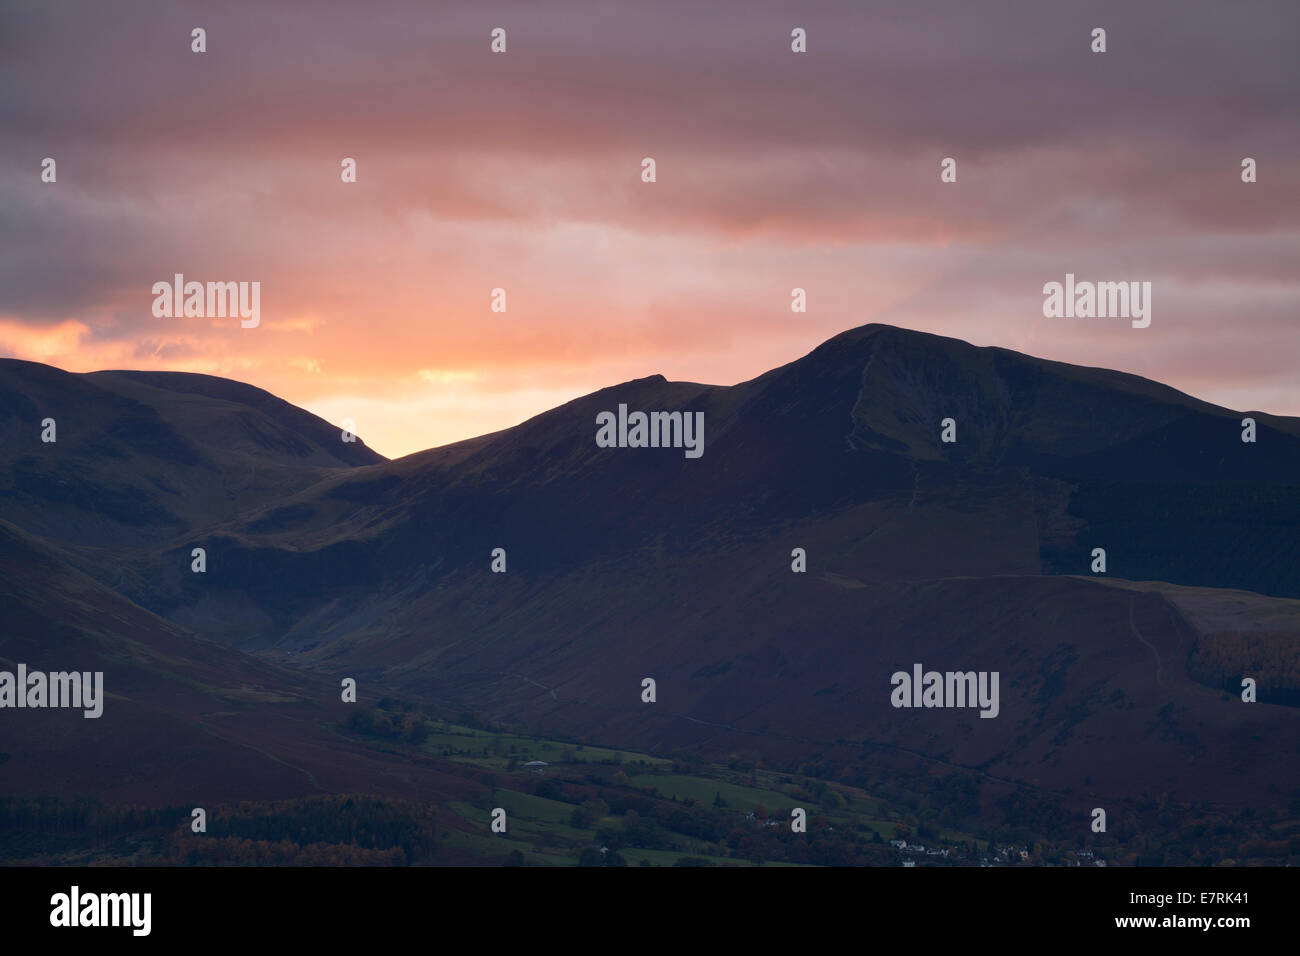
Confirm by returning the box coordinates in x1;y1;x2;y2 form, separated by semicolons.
0;359;381;550
6;324;1298;813
0;518;473;807
162;324;1300;642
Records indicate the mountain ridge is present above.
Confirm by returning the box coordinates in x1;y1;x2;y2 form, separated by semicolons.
3;322;1298;816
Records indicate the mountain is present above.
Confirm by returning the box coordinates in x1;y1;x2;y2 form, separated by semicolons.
0;517;476;809
0;360;382;552
3;324;1298;827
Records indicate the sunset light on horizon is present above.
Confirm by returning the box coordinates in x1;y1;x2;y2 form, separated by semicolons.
3;0;1296;458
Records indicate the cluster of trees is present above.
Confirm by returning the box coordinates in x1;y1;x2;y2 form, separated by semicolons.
0;796;181;862
1190;629;1300;706
345;705;430;744
0;796;178;836
167;794;444;865
165;836;407;865
531;776;890;866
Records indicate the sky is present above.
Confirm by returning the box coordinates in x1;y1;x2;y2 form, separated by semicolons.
2;0;1297;459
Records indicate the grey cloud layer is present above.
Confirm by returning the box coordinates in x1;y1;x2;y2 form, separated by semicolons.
1;0;1296;416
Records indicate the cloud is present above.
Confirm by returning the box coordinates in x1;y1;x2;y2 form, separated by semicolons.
0;318;94;362
1;0;1297;454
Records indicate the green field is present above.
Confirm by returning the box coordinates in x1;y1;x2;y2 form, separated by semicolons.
417;723;942;865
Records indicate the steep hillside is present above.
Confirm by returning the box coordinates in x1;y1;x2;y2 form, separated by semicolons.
0;518;472;807
0;359;382;550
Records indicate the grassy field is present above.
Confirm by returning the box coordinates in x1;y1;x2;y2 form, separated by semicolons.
0;710;1150;866
413;721;956;866
420;723;672;770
